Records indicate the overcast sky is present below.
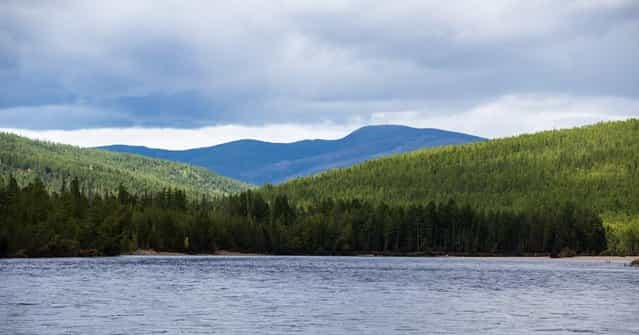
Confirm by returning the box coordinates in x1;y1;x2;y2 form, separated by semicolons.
1;1;638;149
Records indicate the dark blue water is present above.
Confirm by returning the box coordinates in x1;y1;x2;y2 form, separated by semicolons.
1;256;637;334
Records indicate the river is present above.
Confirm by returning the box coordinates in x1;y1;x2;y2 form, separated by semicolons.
1;256;637;334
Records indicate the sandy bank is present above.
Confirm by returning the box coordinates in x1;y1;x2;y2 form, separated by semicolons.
126;249;189;256
125;249;266;257
123;250;637;263
122;250;639;265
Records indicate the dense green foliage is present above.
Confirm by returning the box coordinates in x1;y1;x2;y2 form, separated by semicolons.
0;133;250;197
270;120;639;253
0;177;606;257
1;120;636;257
272;120;639;214
603;214;639;256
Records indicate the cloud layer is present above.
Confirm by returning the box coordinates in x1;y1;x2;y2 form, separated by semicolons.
3;94;635;149
1;1;638;142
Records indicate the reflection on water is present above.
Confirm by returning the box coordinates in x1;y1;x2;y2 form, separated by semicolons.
1;256;638;334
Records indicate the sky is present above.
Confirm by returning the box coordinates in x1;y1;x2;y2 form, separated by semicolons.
1;1;638;149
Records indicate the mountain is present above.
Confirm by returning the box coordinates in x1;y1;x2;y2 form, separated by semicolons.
269;119;639;216
99;125;485;185
0;133;250;197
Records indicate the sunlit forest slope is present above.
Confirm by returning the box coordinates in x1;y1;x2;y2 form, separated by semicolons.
273;119;639;215
0;133;250;197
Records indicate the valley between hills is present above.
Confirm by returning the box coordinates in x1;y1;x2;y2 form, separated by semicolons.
1;120;637;258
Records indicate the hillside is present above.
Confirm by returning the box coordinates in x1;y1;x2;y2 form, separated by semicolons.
270;119;639;215
100;125;484;185
0;133;250;197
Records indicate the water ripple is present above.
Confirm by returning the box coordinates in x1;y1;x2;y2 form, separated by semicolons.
1;256;637;334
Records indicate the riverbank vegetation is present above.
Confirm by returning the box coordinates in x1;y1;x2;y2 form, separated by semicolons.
0;177;607;257
268;119;639;256
602;214;639;256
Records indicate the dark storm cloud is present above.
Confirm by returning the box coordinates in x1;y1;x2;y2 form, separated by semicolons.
0;0;637;129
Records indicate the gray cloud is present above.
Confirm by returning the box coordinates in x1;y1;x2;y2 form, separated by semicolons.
0;0;637;130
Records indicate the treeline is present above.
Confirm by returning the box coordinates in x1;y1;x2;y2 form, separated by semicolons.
0;177;607;257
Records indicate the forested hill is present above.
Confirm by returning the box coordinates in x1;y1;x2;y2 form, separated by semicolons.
0;133;250;197
100;125;484;185
270;119;639;215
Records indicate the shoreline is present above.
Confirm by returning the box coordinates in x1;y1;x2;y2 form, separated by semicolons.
123;250;638;263
4;249;637;264
125;249;266;257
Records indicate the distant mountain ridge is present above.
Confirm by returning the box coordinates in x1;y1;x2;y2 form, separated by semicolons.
99;125;485;185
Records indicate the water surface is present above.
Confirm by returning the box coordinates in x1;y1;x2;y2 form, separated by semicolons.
1;256;637;334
